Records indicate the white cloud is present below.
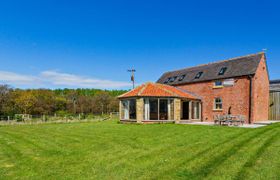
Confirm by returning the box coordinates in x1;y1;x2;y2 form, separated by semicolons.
0;71;39;85
40;71;131;89
0;70;131;89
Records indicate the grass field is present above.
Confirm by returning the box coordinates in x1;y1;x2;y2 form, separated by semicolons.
0;120;280;180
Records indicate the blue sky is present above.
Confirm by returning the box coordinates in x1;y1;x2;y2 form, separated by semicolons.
0;0;279;89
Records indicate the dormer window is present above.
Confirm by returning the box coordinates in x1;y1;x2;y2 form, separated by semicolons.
178;75;186;81
195;72;203;79
218;67;227;75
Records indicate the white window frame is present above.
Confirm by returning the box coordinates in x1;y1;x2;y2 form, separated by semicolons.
143;98;174;120
122;99;136;120
214;98;223;110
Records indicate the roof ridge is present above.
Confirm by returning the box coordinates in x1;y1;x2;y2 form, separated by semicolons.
137;82;150;96
156;83;180;97
165;52;264;74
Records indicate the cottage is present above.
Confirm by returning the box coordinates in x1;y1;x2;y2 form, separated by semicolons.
119;52;269;124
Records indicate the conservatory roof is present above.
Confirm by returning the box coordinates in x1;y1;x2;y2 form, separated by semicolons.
118;82;200;100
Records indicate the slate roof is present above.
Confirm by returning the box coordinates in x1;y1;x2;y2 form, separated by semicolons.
118;82;200;100
270;80;280;92
157;52;265;85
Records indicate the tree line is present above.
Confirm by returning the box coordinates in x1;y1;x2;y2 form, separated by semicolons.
0;85;127;116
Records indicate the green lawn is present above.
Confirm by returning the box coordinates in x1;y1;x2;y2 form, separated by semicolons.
0;120;280;180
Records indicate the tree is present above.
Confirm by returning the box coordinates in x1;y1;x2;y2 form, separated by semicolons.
0;84;127;116
93;91;112;114
13;90;36;114
0;85;11;115
32;89;56;115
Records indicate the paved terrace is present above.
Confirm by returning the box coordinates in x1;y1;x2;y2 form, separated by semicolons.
178;120;280;128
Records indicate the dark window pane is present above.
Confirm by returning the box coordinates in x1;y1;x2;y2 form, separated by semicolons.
159;99;168;120
195;72;203;79
129;99;136;119
215;81;223;86
169;76;178;83
149;99;158;120
214;98;223;110
218;67;227;75
179;75;186;81
164;77;171;84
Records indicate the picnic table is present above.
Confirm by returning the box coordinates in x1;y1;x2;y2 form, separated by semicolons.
214;115;245;126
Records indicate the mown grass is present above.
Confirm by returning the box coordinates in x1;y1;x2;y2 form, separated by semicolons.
0;120;280;180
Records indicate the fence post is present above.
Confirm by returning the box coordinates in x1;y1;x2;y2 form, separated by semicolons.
8;116;10;124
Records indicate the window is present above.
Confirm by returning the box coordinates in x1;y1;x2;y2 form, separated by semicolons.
159;99;168;120
149;99;159;120
169;76;178;83
195;72;203;79
218;67;227;75
164;77;171;84
122;100;129;119
144;98;174;120
214;80;223;87
178;75;186;81
214;98;223;110
121;99;136;120
192;101;200;119
129;99;136;119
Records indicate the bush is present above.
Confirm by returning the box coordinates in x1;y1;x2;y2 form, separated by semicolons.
14;114;23;122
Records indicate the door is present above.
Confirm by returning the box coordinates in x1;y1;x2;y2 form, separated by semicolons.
159;99;168;120
182;101;189;120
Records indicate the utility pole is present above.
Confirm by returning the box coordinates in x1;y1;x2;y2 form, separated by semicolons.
128;69;136;89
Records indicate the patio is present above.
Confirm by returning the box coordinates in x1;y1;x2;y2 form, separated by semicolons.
177;120;280;128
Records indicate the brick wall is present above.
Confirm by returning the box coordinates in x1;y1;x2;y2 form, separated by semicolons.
174;55;269;123
251;55;269;121
175;77;251;123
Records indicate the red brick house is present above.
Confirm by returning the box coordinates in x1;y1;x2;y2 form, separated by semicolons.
119;52;269;124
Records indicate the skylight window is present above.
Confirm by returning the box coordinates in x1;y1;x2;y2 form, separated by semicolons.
164;77;171;84
169;76;178;83
218;67;227;75
195;72;203;79
178;75;186;81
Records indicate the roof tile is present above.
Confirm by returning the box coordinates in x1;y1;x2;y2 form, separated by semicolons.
118;82;200;99
157;52;264;85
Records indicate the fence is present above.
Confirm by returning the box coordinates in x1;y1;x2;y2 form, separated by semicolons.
0;112;119;125
269;91;280;120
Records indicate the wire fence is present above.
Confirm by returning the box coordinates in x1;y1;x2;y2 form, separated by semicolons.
0;112;119;125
